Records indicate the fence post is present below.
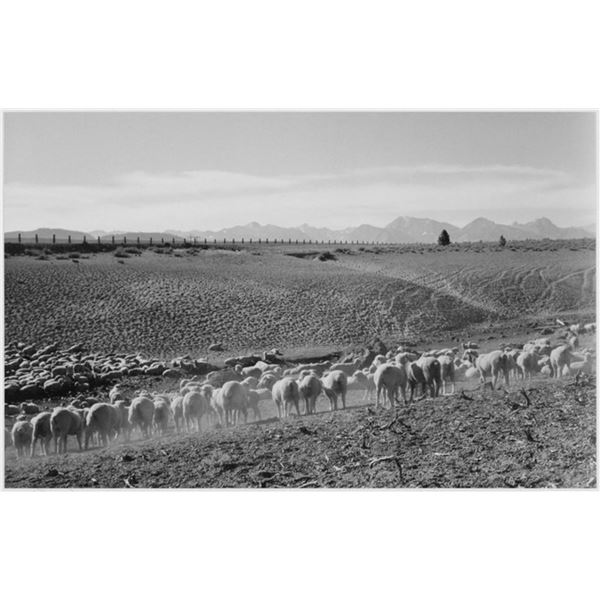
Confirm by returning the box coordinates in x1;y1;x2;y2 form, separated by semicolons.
161;238;164;245
68;235;71;245
232;238;235;244
183;238;186;245
258;238;261;244
204;238;207;244
18;233;21;244
111;235;115;245
34;233;38;244
52;234;56;244
224;238;226;244
83;235;86;244
172;237;175;245
249;238;252;243
137;237;140;247
149;237;152;246
97;236;101;245
266;238;269;244
241;238;244;244
123;236;127;245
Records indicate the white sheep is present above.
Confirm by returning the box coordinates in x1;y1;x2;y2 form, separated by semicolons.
212;381;248;426
182;390;209;432
153;397;172;435
85;403;120;449
11;419;33;458
321;370;348;411
30;411;53;457
374;364;407;407
298;373;323;415
128;395;155;439
170;395;185;432
50;407;84;453
272;377;301;418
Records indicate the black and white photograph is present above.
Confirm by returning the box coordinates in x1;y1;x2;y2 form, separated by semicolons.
2;3;600;600
2;111;596;489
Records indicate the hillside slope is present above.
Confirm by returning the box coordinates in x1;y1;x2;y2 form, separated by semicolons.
3;243;595;356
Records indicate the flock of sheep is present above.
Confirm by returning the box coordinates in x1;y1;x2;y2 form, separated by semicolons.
6;322;596;460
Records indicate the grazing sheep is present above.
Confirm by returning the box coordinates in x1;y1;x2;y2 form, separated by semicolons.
569;323;582;335
374;364;407;407
272;377;301;418
567;352;594;375
153;398;171;435
370;355;388;369
437;354;456;395
462;349;479;365
516;350;545;380
240;366;262;380
395;351;418;367
298;374;323;415
30;411;52;457
11;420;33;458
583;323;595;334
407;357;441;401
454;360;475;382
213;381;248;426
50;407;84;453
347;370;375;402
128;395;155;439
257;373;278;390
114;400;131;441
504;349;521;381
6;405;20;417
19;402;41;415
321;370;348;411
170;395;185;432
475;351;510;389
245;389;266;421
241;376;259;390
550;345;582;379
182;391;208;432
108;383;125;404
85;403;120;449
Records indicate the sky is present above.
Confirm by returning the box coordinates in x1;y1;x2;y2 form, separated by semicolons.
3;112;597;232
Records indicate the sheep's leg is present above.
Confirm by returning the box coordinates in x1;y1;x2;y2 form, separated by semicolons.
30;439;36;458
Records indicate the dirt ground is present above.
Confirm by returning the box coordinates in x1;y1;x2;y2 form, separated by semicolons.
5;375;595;489
4;241;595;357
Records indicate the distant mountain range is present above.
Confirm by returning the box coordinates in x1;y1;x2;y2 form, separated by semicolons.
4;217;595;244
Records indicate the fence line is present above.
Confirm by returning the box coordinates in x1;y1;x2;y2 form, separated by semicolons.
5;234;392;247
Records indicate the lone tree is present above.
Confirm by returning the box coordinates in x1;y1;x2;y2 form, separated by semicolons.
438;229;451;246
499;234;507;247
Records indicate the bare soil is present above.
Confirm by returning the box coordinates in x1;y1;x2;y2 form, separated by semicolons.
4;242;595;358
